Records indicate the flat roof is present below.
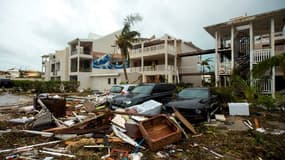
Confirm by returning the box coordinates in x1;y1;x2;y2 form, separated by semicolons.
204;8;285;37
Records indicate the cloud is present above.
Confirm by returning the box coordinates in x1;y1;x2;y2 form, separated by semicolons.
0;0;285;71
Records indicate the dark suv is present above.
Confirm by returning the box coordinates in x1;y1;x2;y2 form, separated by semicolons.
164;87;219;121
110;83;176;109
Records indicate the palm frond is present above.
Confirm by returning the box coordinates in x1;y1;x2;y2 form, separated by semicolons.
252;52;285;78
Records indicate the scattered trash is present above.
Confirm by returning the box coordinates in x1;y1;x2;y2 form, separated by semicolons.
112;125;145;149
243;120;254;130
0;140;61;154
129;152;143;160
228;103;250;116
156;151;169;158
201;146;224;159
127;100;162;115
215;114;226;122
39;150;76;158
8;116;34;124
109;148;129;160
256;128;266;133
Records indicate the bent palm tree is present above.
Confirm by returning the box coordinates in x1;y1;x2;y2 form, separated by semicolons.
252;53;285;78
116;14;142;83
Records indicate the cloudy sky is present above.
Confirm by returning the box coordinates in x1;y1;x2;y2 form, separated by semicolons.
0;0;284;71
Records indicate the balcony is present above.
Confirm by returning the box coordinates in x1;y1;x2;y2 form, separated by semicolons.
218;62;232;75
253;49;271;64
70;48;92;59
130;44;176;58
129;65;175;73
253;79;272;94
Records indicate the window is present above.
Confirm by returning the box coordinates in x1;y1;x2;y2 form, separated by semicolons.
114;78;117;84
51;64;55;72
108;78;111;84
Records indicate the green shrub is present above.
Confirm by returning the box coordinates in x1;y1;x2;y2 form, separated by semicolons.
12;80;79;93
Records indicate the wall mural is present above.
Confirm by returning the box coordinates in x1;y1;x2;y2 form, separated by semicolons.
93;53;128;69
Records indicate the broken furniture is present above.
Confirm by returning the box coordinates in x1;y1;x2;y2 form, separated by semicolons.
139;115;182;151
34;94;66;117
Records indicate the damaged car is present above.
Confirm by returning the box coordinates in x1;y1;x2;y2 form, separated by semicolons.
110;83;176;109
164;87;220;121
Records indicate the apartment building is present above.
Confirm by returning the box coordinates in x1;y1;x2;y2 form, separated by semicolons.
42;31;201;91
42;48;69;81
204;8;285;95
130;34;201;84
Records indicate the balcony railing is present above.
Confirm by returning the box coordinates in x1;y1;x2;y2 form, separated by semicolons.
130;44;176;57
218;62;231;75
253;79;272;94
71;49;92;56
129;65;174;72
253;49;271;64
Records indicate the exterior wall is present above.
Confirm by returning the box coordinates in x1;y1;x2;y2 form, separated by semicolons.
77;72;91;90
93;30;121;54
90;76;121;91
54;49;69;81
181;75;202;86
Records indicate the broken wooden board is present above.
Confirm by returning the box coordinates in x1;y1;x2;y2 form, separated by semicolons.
44;113;112;134
172;107;197;134
83;101;97;113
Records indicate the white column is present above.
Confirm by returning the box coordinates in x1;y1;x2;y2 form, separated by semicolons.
215;31;219;87
271;18;275;97
164;39;168;82
231;25;235;70
141;42;144;72
249;22;254;86
77;40;80;73
174;39;177;83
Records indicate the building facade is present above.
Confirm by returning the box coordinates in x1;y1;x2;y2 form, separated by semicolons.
204;8;285;95
42;31;202;91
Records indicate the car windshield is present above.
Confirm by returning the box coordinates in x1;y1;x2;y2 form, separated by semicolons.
110;86;123;93
178;89;209;99
131;85;153;94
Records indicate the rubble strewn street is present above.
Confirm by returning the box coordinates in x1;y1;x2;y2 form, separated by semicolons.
1;92;285;160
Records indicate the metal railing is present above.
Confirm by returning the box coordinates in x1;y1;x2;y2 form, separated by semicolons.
253;49;271;64
253;79;272;94
129;65;174;72
218;62;231;75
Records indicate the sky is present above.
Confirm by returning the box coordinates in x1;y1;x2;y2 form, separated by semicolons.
0;0;285;71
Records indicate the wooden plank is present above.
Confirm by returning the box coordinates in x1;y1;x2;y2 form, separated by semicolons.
172;107;197;134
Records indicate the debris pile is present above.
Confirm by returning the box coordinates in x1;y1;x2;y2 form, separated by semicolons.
1;94;285;159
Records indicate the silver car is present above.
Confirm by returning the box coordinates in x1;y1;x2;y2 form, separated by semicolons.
106;84;137;103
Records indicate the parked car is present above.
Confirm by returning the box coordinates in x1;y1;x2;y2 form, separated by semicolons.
0;79;13;88
106;84;137;103
110;83;176;109
164;87;219;121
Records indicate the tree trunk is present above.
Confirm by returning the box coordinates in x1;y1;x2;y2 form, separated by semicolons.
121;54;129;83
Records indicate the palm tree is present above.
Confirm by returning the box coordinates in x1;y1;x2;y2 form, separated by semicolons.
116;14;142;83
199;57;213;86
252;52;285;78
